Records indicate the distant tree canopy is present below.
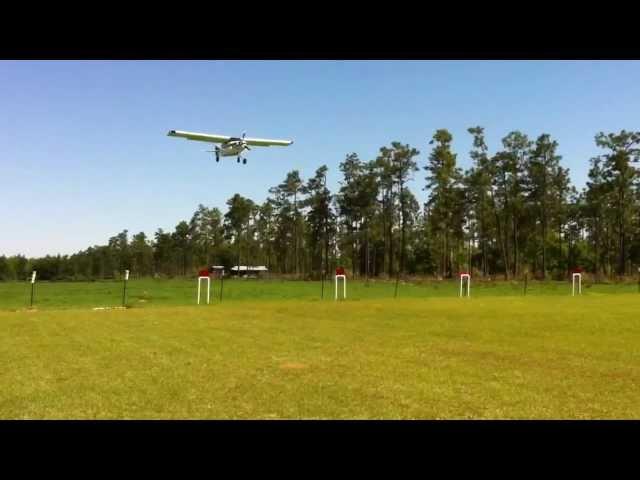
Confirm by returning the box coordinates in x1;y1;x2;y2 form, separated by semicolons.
4;128;640;281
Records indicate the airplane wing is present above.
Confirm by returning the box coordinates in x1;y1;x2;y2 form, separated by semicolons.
244;137;294;147
167;130;231;143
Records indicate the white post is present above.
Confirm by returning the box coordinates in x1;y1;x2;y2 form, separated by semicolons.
335;274;346;300
197;276;211;304
122;269;130;307
29;270;37;307
572;273;582;296
460;274;470;298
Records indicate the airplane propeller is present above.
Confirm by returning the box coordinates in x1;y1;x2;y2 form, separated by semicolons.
241;131;250;150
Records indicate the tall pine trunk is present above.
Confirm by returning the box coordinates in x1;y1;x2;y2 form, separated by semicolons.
480;199;488;276
388;212;394;276
513;212;518;278
490;190;509;280
294;191;298;277
618;186;626;276
541;205;547;280
381;197;387;276
558;219;563;277
365;225;370;282
394;181;405;297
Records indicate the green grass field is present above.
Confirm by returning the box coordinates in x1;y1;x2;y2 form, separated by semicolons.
1;278;639;418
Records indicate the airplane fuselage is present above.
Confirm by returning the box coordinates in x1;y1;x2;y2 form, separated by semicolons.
217;139;247;157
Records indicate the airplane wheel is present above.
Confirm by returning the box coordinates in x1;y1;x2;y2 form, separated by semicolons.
237;157;241;163
242;158;247;164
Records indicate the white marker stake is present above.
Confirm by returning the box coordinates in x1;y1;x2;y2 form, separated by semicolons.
459;274;471;298
335;275;346;300
30;270;37;307
122;269;130;307
572;273;582;296
197;276;211;305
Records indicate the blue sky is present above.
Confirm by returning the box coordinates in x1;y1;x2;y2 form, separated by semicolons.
1;60;639;257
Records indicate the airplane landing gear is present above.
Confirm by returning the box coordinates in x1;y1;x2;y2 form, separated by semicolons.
237;156;241;163
242;158;247;165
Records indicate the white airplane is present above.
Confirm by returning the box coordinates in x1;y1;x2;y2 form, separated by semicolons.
167;130;293;164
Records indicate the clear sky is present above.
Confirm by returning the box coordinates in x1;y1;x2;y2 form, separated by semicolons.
2;60;639;257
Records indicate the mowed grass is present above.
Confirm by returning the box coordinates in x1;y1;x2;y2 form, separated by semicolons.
1;294;639;419
1;277;639;311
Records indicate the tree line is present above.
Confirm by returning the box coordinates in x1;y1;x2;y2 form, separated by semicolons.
2;128;639;282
